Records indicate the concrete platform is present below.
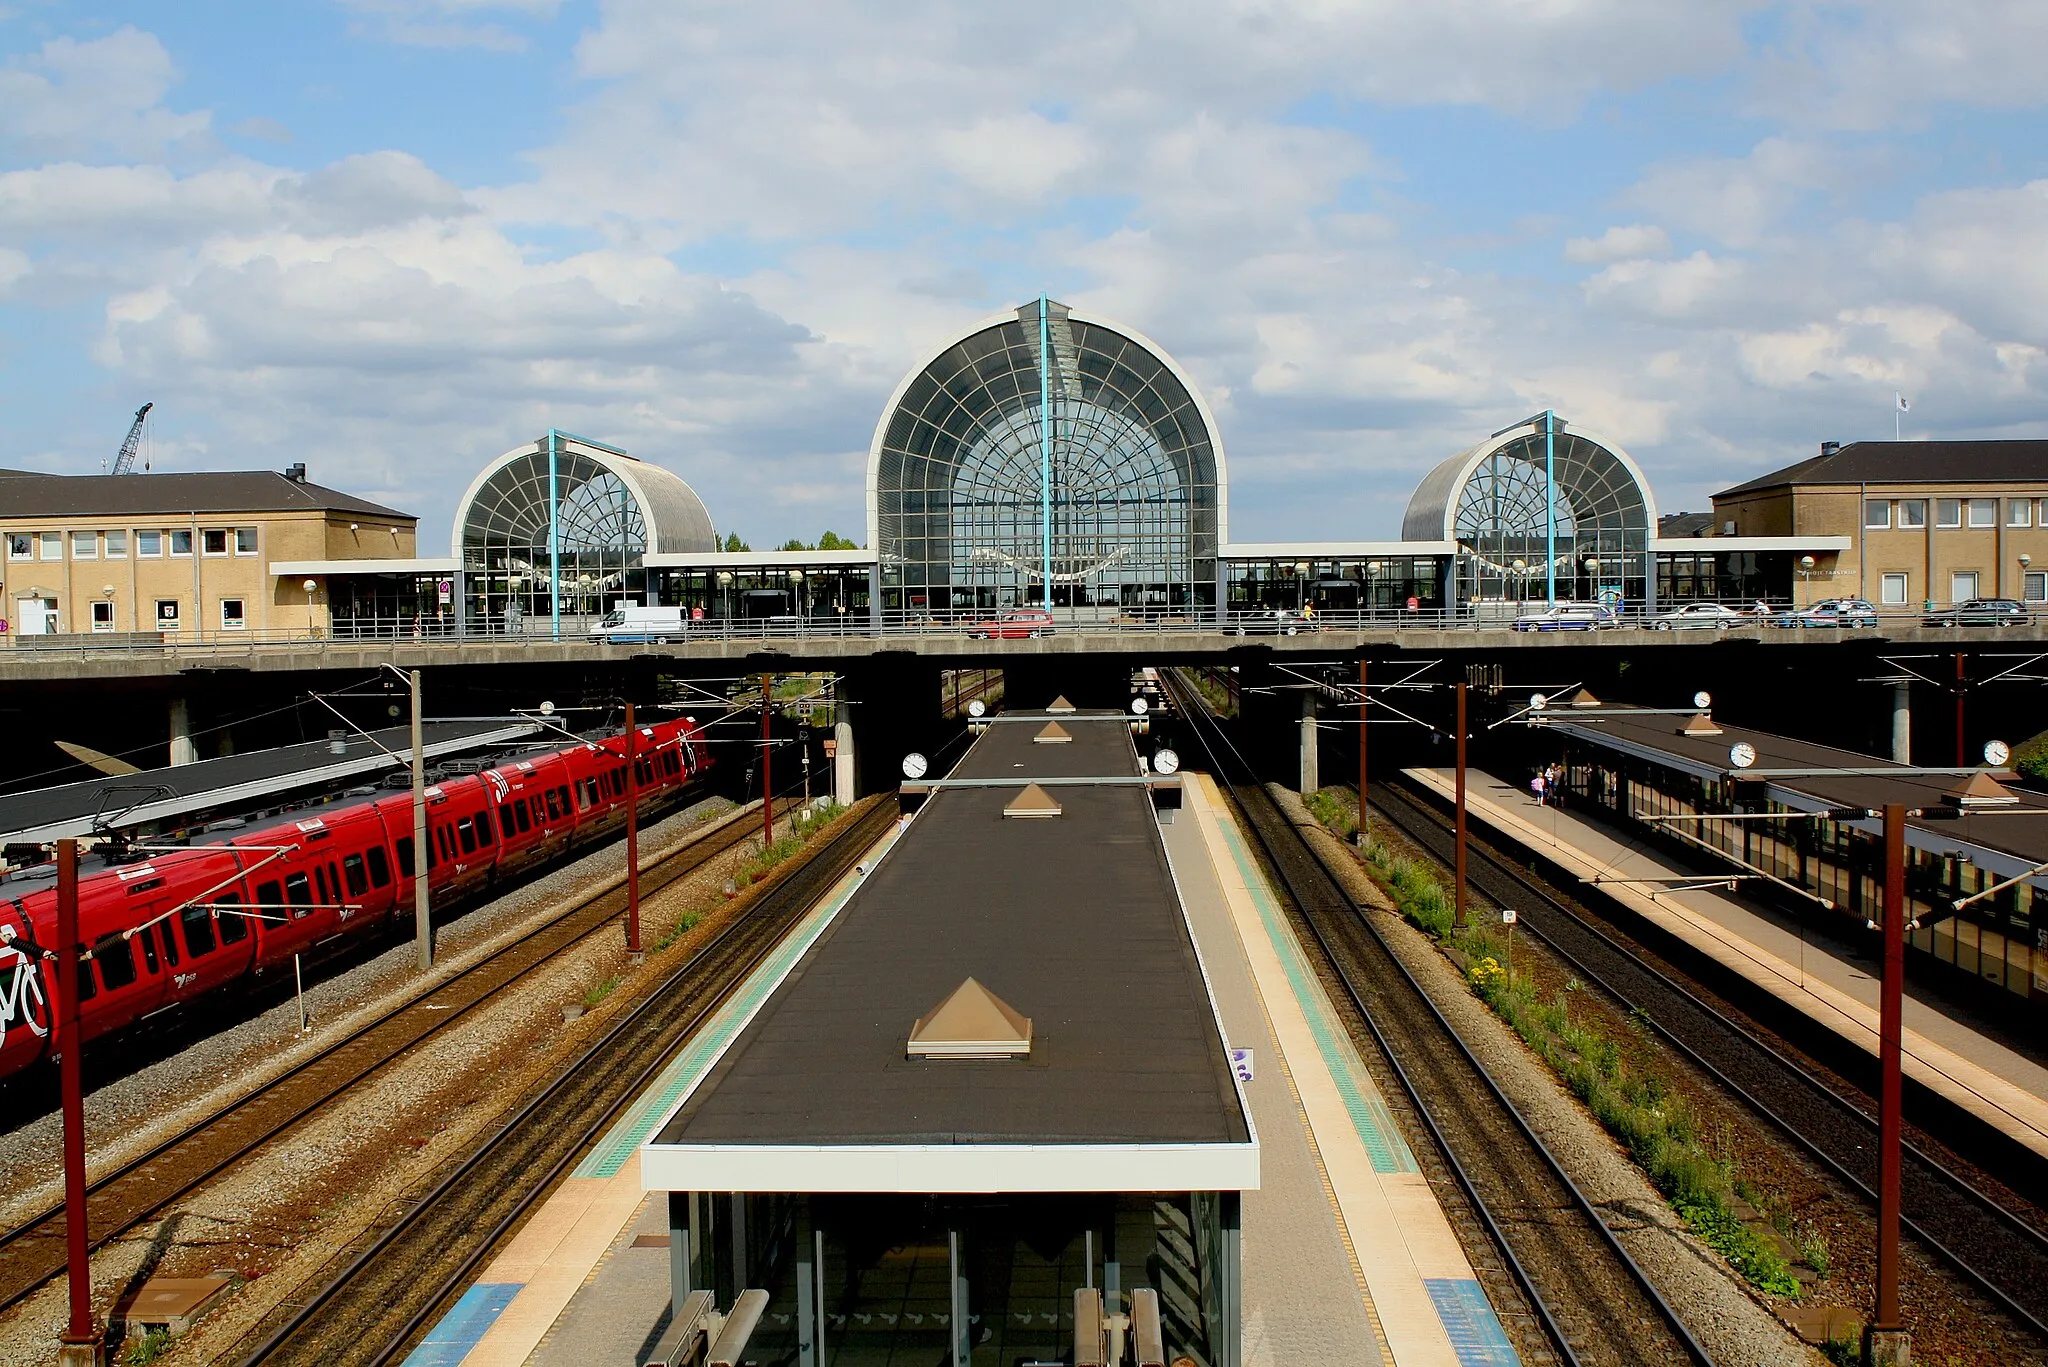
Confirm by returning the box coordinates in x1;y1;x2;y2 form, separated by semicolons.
1178;773;1520;1367
1407;764;2048;1161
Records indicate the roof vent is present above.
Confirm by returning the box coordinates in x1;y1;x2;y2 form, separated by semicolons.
283;463;307;482
1820;441;1841;458
1944;771;2021;808
1566;687;1603;708
907;977;1032;1060
1046;695;1077;714
1679;713;1723;737
1004;783;1063;819
1033;721;1073;745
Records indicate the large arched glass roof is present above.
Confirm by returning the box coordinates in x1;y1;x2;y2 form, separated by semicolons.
866;299;1225;612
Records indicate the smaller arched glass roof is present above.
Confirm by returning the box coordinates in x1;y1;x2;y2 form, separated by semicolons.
450;436;717;561
1401;419;1657;545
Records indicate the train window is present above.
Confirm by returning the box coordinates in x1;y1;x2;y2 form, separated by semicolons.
75;959;96;1002
543;790;562;822
342;853;368;898
158;921;179;967
218;893;249;944
181;905;217;957
457;819;477;855
256;879;283;910
285;872;313;916
395;836;415;875
425;831;439;870
137;931;159;974
314;865;331;905
474;810;495;846
499;806;517;842
441;826;458;859
664;750;680;777
558;784;574;814
366;845;391;888
95;936;137;989
514;802;531;834
585;778;600;808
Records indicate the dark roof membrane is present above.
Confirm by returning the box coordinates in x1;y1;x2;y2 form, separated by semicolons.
1717;440;2048;497
0;470;413;521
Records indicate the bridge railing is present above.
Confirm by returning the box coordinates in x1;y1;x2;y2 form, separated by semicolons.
2;602;2041;657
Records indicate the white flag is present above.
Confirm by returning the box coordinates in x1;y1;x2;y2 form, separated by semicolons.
1896;393;1911;413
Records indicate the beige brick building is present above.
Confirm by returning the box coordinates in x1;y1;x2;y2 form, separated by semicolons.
1713;440;2048;609
0;464;416;642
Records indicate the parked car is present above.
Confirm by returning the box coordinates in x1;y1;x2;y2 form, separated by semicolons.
1922;597;2032;628
1773;598;1879;628
1230;608;1315;636
1650;603;1747;631
589;605;687;643
1511;603;1619;632
966;608;1055;639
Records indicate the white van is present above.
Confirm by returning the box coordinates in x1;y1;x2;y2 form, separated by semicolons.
589;605;688;643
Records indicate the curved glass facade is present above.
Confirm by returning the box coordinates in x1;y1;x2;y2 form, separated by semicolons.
871;298;1221;616
1406;423;1653;611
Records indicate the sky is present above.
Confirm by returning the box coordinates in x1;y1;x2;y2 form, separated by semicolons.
3;1;2046;552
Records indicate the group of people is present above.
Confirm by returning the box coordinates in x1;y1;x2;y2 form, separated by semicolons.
1529;761;1565;807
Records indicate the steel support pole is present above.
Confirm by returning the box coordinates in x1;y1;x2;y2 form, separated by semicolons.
57;838;105;1366
1955;651;1966;768
547;429;562;641
1039;294;1053;612
762;673;774;850
411;669;431;971
1454;682;1468;929
1358;659;1368;840
625;701;641;954
1544;411;1557;607
1866;802;1910;1366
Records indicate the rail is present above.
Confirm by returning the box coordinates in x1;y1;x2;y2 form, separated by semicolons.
1369;776;2048;1346
1166;668;1715;1367
0;791;797;1319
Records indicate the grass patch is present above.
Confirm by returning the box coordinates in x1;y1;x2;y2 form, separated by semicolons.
653;909;703;953
1347;826;1804;1298
1305;788;1357;841
122;1328;172;1365
582;976;621;1010
734;801;846;888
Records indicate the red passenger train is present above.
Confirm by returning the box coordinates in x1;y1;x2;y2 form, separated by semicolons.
0;716;711;1082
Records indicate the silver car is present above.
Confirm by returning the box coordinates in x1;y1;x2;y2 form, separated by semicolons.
1650;603;1746;630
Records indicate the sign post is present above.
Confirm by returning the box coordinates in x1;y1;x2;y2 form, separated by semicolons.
1501;908;1517;980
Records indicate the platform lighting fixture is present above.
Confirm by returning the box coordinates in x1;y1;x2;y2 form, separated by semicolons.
1694;691;1712;710
902;752;929;780
302;578;317;595
1985;739;2012;767
1153;748;1180;775
966;698;986;718
1729;741;1758;769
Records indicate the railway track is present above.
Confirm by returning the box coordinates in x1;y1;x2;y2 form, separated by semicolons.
0;793;797;1319
1368;774;2048;1343
1165;670;1713;1367
227;795;896;1367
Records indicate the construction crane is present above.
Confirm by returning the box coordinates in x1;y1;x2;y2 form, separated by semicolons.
110;401;152;475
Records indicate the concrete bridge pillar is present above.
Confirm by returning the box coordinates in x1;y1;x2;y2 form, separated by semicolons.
1892;680;1911;764
168;697;197;767
1299;689;1319;794
833;718;856;805
841;657;945;794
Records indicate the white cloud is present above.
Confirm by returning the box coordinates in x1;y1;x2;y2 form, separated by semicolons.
1564;224;1670;263
0;28;209;162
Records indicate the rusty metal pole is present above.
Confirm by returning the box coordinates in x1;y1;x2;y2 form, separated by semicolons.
1955;651;1966;768
57;838;104;1366
624;702;640;954
1865;802;1910;1365
761;673;774;850
1357;658;1368;841
1454;682;1468;929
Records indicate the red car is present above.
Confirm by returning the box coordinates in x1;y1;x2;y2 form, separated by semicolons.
966;608;1055;639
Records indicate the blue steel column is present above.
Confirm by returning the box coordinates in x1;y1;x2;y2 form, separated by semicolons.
1039;293;1053;611
547;428;562;640
1543;410;1557;607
